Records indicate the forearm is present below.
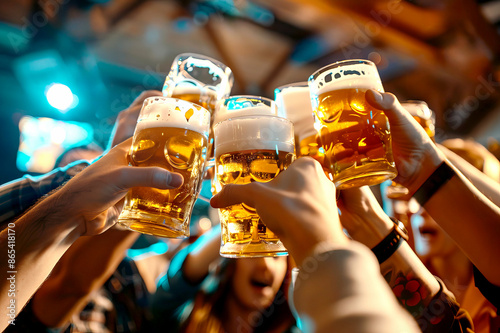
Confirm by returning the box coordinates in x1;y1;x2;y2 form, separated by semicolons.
346;213;440;316
424;161;500;286
442;148;500;207
382;244;474;332
0;193;82;331
380;242;440;316
293;242;420;333
0;162;88;226
182;227;221;283
32;227;139;327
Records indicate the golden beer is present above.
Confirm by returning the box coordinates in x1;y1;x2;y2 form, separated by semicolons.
217;149;294;256
214;113;294;257
309;60;397;189
171;88;218;115
274;82;332;179
118;97;210;238
298;134;333;181
402;100;435;142
171;88;218;161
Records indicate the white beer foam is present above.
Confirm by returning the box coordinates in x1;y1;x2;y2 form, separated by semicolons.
214;116;294;155
275;86;316;138
311;62;384;96
136;97;210;136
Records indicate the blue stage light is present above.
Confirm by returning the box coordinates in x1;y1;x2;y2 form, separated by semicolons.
45;83;77;112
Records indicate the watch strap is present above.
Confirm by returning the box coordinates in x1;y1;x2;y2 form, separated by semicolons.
371;218;408;264
413;162;455;207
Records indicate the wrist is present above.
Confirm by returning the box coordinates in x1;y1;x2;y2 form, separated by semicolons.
413;160;456;207
15;194;83;257
345;212;394;249
401;142;446;196
43;190;86;239
295;239;351;268
371;218;409;264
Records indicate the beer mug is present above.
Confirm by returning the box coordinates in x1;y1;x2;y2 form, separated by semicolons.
308;59;397;189
274;82;326;167
386;100;435;199
402;100;435;141
117;97;210;238
163;53;234;115
213;96;295;257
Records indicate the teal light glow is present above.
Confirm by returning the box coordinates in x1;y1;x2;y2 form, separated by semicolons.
17;116;94;173
45;83;77;112
126;241;169;260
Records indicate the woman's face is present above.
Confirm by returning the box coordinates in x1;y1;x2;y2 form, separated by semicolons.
411;209;458;259
230;257;287;310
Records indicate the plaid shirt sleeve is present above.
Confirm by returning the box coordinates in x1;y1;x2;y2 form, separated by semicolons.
0;160;90;227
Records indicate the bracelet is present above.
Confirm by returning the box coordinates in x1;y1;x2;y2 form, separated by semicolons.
371;218;408;264
413;162;455;206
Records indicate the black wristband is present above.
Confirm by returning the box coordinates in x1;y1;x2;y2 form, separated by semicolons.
371;218;408;264
413;162;455;206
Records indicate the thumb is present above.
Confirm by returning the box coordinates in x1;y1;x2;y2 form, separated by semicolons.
365;89;411;125
117;166;184;190
210;183;258;209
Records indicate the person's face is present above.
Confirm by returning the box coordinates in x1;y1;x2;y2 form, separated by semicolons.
230;257;287;310
411;209;458;259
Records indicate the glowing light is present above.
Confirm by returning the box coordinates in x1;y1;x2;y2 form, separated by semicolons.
45;83;75;111
198;217;212;232
16;116;94;173
51;125;66;144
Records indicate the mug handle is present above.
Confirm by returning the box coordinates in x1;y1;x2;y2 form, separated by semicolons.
196;159;216;203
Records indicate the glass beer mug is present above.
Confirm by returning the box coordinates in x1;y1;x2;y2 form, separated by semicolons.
163;53;233;117
117;97;211;238
213;96;295;257
308;59;397;189
274;81;326;167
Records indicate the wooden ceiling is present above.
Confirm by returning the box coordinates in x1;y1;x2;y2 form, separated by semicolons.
1;0;500;141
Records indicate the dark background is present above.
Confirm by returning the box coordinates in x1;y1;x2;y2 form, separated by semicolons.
0;0;499;183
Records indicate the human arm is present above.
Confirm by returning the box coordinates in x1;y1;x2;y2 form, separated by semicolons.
0;161;89;226
338;186;473;332
438;142;500;207
0;139;183;331
27;90;162;328
211;157;419;333
152;227;220;315
367;90;500;287
31;228;139;328
0;90;161;229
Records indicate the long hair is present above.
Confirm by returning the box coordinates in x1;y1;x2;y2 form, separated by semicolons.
179;258;295;333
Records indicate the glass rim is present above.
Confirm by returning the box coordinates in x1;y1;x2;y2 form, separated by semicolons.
213;113;293;129
309;59;376;81
141;96;211;115
174;52;230;71
220;95;275;106
274;81;309;94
